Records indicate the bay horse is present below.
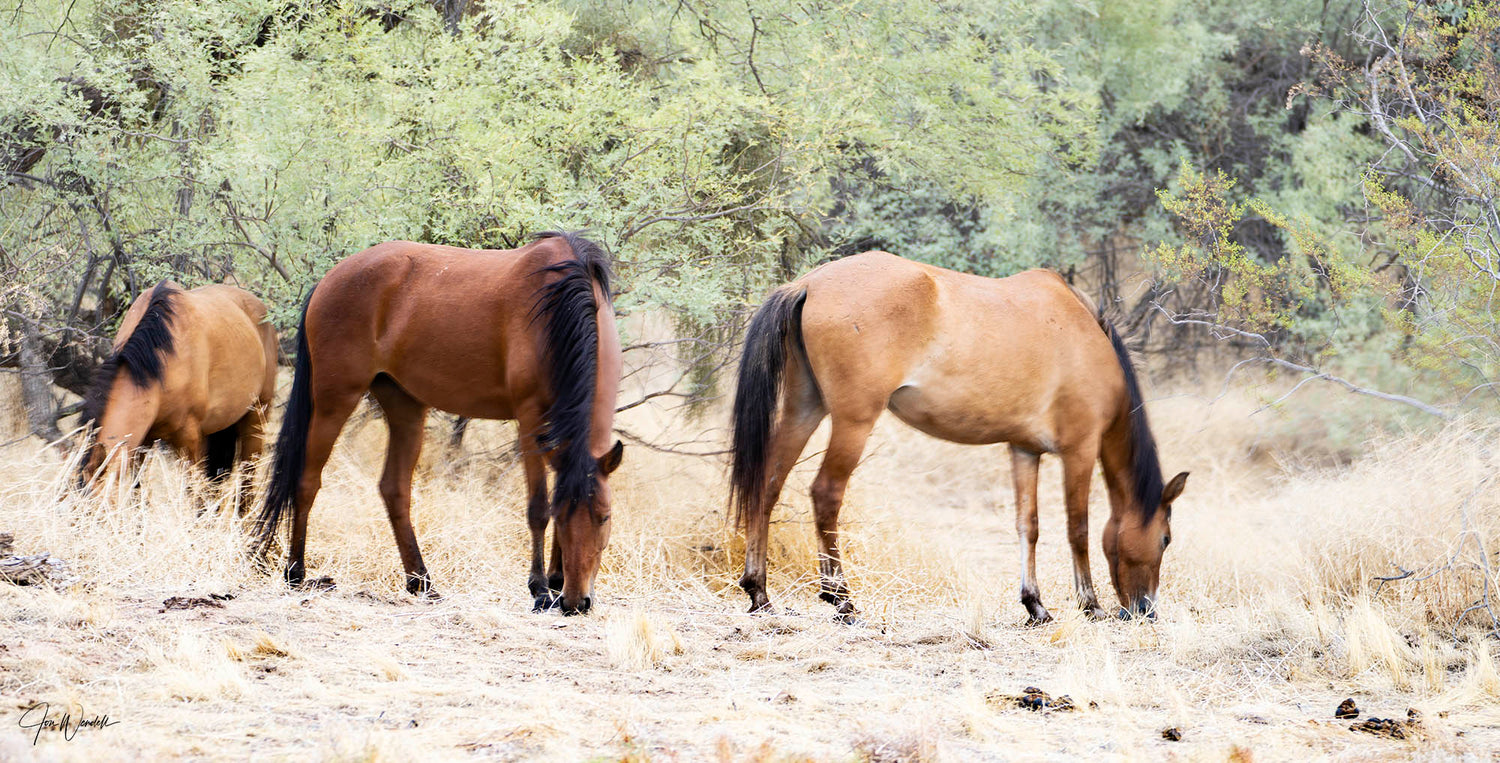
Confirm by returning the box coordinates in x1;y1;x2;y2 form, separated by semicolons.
254;232;624;614
730;252;1188;622
79;281;278;509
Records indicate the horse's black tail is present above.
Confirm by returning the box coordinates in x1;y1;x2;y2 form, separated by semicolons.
729;285;810;529
254;289;316;558
1096;312;1165;521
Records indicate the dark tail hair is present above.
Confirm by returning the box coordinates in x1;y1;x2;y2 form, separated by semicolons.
1097;314;1165;522
81;281;180;427
531;231;613;519
729;285;810;528
255;288;316;557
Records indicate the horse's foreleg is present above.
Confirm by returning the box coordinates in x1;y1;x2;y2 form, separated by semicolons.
547;518;564;594
809;415;876;622
1011;446;1050;624
740;406;823;614
371;381;433;597
231;405;268;516
1062;447;1106;619
520;442;554;610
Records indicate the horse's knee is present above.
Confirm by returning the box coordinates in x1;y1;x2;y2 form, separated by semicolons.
526;495;548;529
294;476;322;511
378;477;403;509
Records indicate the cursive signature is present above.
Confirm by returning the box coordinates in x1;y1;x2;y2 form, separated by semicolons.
17;702;119;745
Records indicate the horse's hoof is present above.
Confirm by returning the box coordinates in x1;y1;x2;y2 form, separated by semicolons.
832;600;860;625
746;595;774;614
294;576;335;591
1024;607;1053;626
532;593;558;612
1084;607;1109;621
415;587;443;602
406;574;436;597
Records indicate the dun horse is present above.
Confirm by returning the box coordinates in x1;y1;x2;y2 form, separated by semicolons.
730;252;1188;622
255;232;624;614
79;281;278;508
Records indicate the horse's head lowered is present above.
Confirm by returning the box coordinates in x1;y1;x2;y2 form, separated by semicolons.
1103;471;1188;619
555;439;625;614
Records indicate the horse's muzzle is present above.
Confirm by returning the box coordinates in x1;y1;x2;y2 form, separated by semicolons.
1118;597;1157;620
561;595;592;616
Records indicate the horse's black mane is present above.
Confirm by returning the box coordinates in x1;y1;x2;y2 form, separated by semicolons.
1099;315;1165;522
531;231;614;519
81;281;179;426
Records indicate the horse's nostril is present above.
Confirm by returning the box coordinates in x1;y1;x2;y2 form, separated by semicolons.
580;596;592;614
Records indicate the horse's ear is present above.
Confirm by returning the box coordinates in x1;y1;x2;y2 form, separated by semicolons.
1162;471;1189;504
600;440;625;475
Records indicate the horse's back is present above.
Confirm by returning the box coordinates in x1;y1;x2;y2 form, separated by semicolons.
174;285;277;431
304;239;576;419
795;253;1125;451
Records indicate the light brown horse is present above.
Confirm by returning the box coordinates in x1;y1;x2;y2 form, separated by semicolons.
730;252;1188;622
254;232;624;614
80;281;278;507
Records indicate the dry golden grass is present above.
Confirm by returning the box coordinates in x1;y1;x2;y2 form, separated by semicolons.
1;364;1498;761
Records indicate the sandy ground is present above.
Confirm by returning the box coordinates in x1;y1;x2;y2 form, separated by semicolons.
1;368;1498;761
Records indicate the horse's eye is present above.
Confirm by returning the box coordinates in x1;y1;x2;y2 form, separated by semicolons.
1162;534;1172;550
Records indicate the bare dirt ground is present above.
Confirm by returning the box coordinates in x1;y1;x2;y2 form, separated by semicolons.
1;366;1498;761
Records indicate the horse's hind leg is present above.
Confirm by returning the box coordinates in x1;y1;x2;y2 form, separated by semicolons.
740;374;825;613
1011;446;1051;624
809;414;877;621
287;391;361;588
1061;445;1106;619
370;377;435;597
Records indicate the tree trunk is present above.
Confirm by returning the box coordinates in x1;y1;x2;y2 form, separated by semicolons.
16;316;62;443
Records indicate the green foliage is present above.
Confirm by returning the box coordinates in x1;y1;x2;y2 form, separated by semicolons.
1;0;1098;343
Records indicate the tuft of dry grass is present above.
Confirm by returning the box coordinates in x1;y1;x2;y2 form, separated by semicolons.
1;364;1499;759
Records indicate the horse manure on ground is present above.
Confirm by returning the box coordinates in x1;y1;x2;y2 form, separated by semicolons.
1335;698;1360;719
160;596;226;612
994;686;1077;713
1349;708;1424;740
1161;727;1183;741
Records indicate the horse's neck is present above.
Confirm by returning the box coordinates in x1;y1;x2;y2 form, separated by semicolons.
1098;429;1141;521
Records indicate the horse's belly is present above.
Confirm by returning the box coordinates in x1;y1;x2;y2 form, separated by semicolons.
886;385;1054;451
381;373;517;421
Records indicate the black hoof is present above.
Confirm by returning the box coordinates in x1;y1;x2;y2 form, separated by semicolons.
294;575;335;591
406;573;435;597
284;560;305;587
532;593;559;612
1024;610;1054;626
830;599;859;623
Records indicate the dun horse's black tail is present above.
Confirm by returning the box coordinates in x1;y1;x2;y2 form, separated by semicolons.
1097;313;1165;521
729;285;810;529
531;231;613;519
254;289;316;558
